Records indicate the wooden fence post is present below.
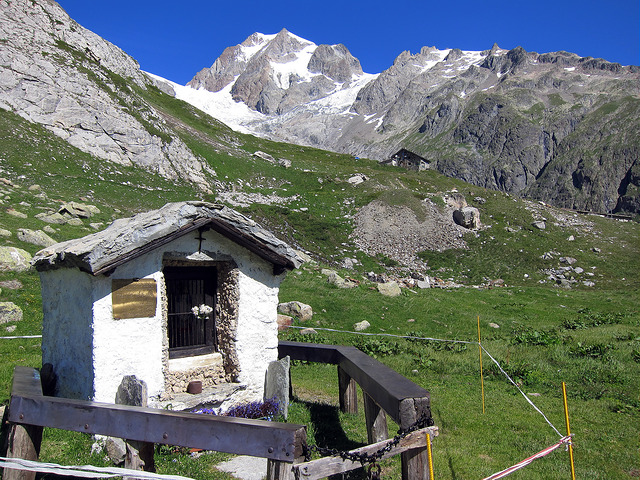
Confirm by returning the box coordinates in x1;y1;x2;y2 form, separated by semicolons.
400;397;431;480
338;366;358;414
266;426;307;480
3;421;43;480
363;393;388;443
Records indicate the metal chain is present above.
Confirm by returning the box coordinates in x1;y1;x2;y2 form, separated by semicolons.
304;413;434;464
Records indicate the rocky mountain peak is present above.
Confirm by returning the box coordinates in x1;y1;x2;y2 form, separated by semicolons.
308;44;363;82
0;0;215;191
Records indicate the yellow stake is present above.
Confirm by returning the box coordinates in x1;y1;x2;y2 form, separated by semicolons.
562;382;576;480
478;315;485;414
426;431;435;480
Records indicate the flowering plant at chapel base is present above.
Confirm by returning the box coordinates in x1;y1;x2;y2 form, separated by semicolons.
191;304;213;319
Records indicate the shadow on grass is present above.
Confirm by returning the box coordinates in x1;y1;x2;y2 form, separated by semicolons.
296;398;368;479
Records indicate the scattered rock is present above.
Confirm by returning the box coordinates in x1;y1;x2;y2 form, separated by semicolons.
325;270;357;288
0;280;23;289
0;302;23;324
252;151;276;163
90;222;105;230
417;279;431;289
0;228;11;238
35;212;67;224
354;320;371;331
488;323;500;329
348;174;368;185
17;228;56;247
567;235;575;241
444;193;467;209
278;158;292;168
278;301;313;322
104;437;127;465
6;208;27;219
294;250;313;264
0;247;32;272
5;324;16;333
583;281;596;287
531;221;546;230
377;281;401;297
474;197;486;204
592;247;601;253
277;314;293;331
559;257;577;265
300;328;317;335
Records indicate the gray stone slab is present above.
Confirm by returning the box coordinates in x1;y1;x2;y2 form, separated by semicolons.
216;455;266;480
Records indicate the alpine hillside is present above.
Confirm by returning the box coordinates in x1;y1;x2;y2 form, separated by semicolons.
165;29;640;216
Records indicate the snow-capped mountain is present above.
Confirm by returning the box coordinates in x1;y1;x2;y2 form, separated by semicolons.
162;30;510;157
156;29;640;215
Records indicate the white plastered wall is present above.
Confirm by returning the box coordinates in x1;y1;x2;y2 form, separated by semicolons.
40;227;285;405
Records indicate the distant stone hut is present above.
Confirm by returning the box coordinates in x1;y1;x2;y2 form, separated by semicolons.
32;201;302;408
382;149;431;171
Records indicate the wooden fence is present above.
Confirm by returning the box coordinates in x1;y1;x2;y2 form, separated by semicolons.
1;341;436;480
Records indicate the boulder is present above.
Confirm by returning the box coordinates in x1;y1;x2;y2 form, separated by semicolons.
278;301;313;322
353;320;370;331
0;247;32;272
17;228;56;247
0;302;23;324
453;207;481;229
377;281;401;297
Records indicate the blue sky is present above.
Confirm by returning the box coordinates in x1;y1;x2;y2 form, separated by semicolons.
57;0;639;85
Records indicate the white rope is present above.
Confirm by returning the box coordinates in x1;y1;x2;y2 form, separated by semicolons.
0;456;195;480
480;345;563;437
287;326;564;437
480;436;571;479
0;335;42;339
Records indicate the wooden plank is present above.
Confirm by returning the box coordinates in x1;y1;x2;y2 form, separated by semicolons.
9;368;306;462
278;342;431;426
337;347;430;425
278;341;342;364
337;366;357;414
293;427;437;480
363;393;388;444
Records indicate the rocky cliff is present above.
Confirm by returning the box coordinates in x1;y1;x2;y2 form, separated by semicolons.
0;0;215;191
183;33;640;215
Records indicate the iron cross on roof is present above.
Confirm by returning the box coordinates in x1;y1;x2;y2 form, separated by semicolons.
195;227;206;253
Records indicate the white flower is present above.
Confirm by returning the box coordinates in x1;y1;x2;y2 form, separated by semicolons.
191;304;213;318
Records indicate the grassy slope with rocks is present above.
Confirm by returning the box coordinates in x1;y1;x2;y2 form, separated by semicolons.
0;85;638;479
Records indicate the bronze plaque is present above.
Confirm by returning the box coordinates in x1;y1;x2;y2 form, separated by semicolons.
112;278;157;320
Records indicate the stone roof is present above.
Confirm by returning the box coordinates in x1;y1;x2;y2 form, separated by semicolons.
32;202;303;275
